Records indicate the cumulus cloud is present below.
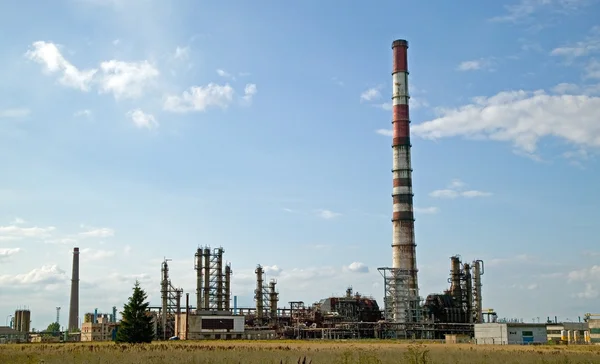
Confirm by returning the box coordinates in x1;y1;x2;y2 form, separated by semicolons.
263;265;283;277
25;41;97;91
360;87;381;102
457;58;494;71
80;248;116;261
127;109;158;129
0;225;56;240
0;248;21;262
411;88;600;155
74;109;92;118
216;69;233;79
315;209;341;219
344;262;369;273
550;26;600;59
490;0;593;23
173;46;190;60
163;83;235;113
0;265;67;286
0;109;30;118
429;179;492;199
242;83;257;104
25;41;159;99
78;226;115;238
97;60;159;99
414;207;440;214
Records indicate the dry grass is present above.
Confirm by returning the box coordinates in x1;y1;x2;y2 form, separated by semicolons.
1;340;600;363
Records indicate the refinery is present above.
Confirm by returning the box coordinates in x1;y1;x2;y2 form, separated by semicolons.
2;39;599;346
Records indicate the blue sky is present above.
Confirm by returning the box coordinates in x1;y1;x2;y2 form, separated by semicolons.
1;0;600;330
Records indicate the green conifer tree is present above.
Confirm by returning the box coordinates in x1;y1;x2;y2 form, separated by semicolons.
115;280;154;343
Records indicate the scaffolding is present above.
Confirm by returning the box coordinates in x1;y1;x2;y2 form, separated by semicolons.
378;267;423;325
160;259;183;340
195;246;232;312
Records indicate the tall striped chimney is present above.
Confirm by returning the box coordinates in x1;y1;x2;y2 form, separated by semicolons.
68;247;79;332
391;39;419;294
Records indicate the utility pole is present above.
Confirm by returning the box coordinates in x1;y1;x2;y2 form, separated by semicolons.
56;307;61;325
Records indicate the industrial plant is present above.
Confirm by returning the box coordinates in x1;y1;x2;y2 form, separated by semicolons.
2;39;599;346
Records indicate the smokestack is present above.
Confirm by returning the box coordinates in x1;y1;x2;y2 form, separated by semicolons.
391;39;419;295
68;247;80;332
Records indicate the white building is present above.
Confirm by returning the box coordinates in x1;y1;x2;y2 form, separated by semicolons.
475;323;547;345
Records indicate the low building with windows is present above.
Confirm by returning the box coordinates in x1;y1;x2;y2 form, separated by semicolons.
80;322;118;342
475;323;547;345
176;312;245;340
0;326;27;343
547;322;588;344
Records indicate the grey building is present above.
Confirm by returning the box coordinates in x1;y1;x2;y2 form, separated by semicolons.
0;326;28;343
475;323;547;345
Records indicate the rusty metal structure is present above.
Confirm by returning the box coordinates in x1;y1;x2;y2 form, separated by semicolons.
161;258;183;339
422;256;485;327
194;246;232;311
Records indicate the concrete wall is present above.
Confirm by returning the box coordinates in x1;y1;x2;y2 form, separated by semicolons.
589;319;600;344
475;323;547;345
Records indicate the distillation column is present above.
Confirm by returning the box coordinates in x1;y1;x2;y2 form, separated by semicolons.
269;279;278;320
203;247;210;310
195;248;203;311
472;260;484;323
224;264;232;311
216;249;224;310
255;265;264;321
391;39;419;295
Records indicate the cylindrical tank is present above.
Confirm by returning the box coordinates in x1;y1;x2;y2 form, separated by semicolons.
560;329;567;342
584;331;591;343
21;310;31;332
574;330;580;343
14;310;22;332
567;330;572;344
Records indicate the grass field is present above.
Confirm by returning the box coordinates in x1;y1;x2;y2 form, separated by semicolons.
1;340;600;364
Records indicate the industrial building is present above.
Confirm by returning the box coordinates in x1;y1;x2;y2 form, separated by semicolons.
0;326;27;344
475;323;548;345
547;322;589;344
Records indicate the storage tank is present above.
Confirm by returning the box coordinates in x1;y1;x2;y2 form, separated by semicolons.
574;330;580;343
14;310;22;332
584;331;591;343
567;330;572;344
21;310;31;332
560;329;567;342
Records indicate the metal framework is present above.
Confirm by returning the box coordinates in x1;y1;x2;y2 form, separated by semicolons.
378;267;422;324
195;246;232;311
161;259;183;340
254;265;279;324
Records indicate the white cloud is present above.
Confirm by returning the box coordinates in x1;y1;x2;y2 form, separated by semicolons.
344;262;369;273
490;0;592;23
315;209;341;219
0;225;56;239
0;108;30;118
360;87;381;102
412;88;600;155
174;46;190;60
216;69;233;79
78;226;115;238
577;283;599;298
127;109;158;129
429;189;459;199
414;207;440;214
550;27;600;59
429;180;492;199
242;83;257;105
44;238;78;245
263;265;283;277
98;60;159;99
25;41;159;99
80;248;116;261
0;265;67;286
585;59;600;79
163;83;235;113
123;245;132;255
11;217;26;225
25;41;98;91
457;59;493;71
0;248;21;261
74;109;92;118
375;129;393;137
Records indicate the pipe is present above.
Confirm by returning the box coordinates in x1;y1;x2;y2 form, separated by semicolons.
234;296;238;315
225;264;232;311
185;293;189;340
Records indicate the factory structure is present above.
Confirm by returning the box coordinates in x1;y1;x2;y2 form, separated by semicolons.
2;39;600;345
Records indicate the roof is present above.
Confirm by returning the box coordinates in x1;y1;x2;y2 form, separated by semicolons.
0;326;25;335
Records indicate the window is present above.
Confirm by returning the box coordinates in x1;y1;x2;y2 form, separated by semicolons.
522;331;533;336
